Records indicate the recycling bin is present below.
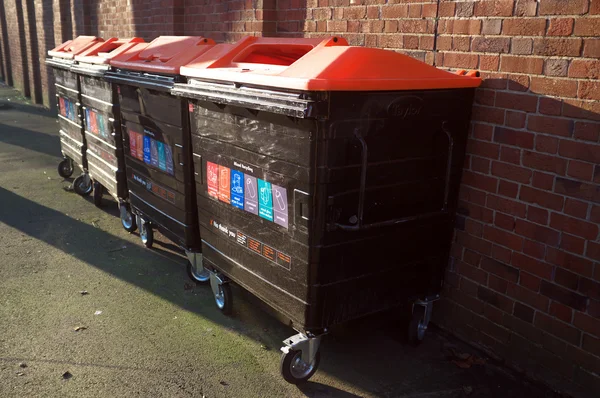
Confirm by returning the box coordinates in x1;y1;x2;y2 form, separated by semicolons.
172;36;481;383
105;36;215;272
71;37;145;230
46;36;104;194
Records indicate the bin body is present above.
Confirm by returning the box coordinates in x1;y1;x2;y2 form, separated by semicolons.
106;36;215;250
174;37;481;332
46;36;103;171
72;38;144;201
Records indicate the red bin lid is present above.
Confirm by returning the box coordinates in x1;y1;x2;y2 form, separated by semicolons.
74;38;145;65
180;36;481;91
109;36;216;75
48;36;104;59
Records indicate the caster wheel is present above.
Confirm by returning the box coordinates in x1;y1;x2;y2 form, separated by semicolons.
214;283;232;315
73;174;93;196
93;182;103;207
120;206;137;233
408;304;427;346
187;262;210;284
58;159;74;178
280;349;320;384
140;220;153;248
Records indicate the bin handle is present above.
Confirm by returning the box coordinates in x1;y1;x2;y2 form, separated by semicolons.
329;121;454;232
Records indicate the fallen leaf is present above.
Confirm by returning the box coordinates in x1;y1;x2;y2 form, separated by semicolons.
62;371;72;380
19;363;27;368
80;290;89;295
16;372;25;376
94;310;102;316
73;326;87;332
220;381;229;386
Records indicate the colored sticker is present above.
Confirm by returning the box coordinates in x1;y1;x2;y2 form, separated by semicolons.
258;179;273;221
129;130;138;158
218;166;231;204
165;144;174;175
143;136;152;164
150;139;159;167
230;170;244;210
136;133;144;161
98;114;106;138
90;111;98;133
157;141;166;171
206;161;219;199
272;184;289;229
244;175;258;215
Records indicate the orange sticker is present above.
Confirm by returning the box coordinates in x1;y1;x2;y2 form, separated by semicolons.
218;165;231;204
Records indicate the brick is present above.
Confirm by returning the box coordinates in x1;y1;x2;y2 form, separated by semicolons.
567;160;594;181
474;1;514;16
492;244;513;264
500;147;521;165
460;186;487;206
408;4;421;18
343;6;367;19
477;286;515;313
456;1;474;17
532;171;555;191
564;198;589;219
502;18;547;36
539;97;563;116
457;261;488;285
456;230;493;255
574;122;600;142
515;0;537;16
467;139;500;160
482;19;502;35
464;249;482;266
530;77;578;98
568;347;600;380
498;180;519;198
561;99;600;122
533;38;582;57
452;36;470;51
479;73;509;89
549;301;573;323
593;0;600;14
554;268;580;290
472;37;510;53
546;247;594;277
547;18;574;36
513;302;535;323
443;52;478;69
471;157;491;173
539;0;589;15
458;201;494;223
507;281;550;311
569;59;600;79
589;299;600;317
551;213;598;240
555;177;600;204
512;253;553;279
587;241;600;262
573;312;600;337
494;127;535;149
592;205;600;223
559;233;585;255
511;38;533;55
448;19;482;35
544;58;569;77
487;195;527;218
527;207;549;226
522;151;568;175
508;75;531;92
500;55;544;74
520;271;542;292
492;162;532;184
583;335;600;357
422;4;437;17
579;277;600;301
489;274;510;294
437;2;455;17
515;219;560;247
559;140;600;166
381;4;408;18
483;302;505;325
519;186;565;211
535;135;559;154
483;225;524;251
579;81;600;101
481;256;520;283
475;89;496;107
583;38;600;58
495;92;538;113
535;311;581;345
574;18;600;36
505;112;526;129
480;55;500;71
326;20;347;32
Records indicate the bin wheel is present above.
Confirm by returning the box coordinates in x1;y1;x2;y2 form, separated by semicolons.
120;206;137;233
280;349;320;384
187;262;210;284
214;283;232;315
140;220;153;248
58;159;73;178
408;304;427;346
73;174;93;196
93;182;103;207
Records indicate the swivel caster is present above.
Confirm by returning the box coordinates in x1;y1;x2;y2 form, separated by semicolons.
408;296;436;346
93;181;103;207
210;272;232;314
186;251;209;284
73;174;93;196
57;158;74;178
120;204;137;233
280;333;322;384
139;219;153;248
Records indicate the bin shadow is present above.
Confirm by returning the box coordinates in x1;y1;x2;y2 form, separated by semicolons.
0;122;61;158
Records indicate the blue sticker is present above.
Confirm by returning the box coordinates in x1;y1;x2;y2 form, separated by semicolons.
85;109;90;130
230;170;244;210
157;141;166;172
257;179;273;221
165;144;174;175
143;136;152;164
150;139;159;168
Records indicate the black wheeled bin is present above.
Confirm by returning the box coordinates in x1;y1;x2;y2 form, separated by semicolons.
71;37;145;230
46;36;104;194
172;36;481;384
105;36;215;274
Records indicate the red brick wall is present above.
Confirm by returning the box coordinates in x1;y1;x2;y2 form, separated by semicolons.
0;0;598;394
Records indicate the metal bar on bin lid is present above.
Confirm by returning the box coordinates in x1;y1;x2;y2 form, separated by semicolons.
179;36;481;91
48;36;104;59
109;36;216;75
74;37;145;65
